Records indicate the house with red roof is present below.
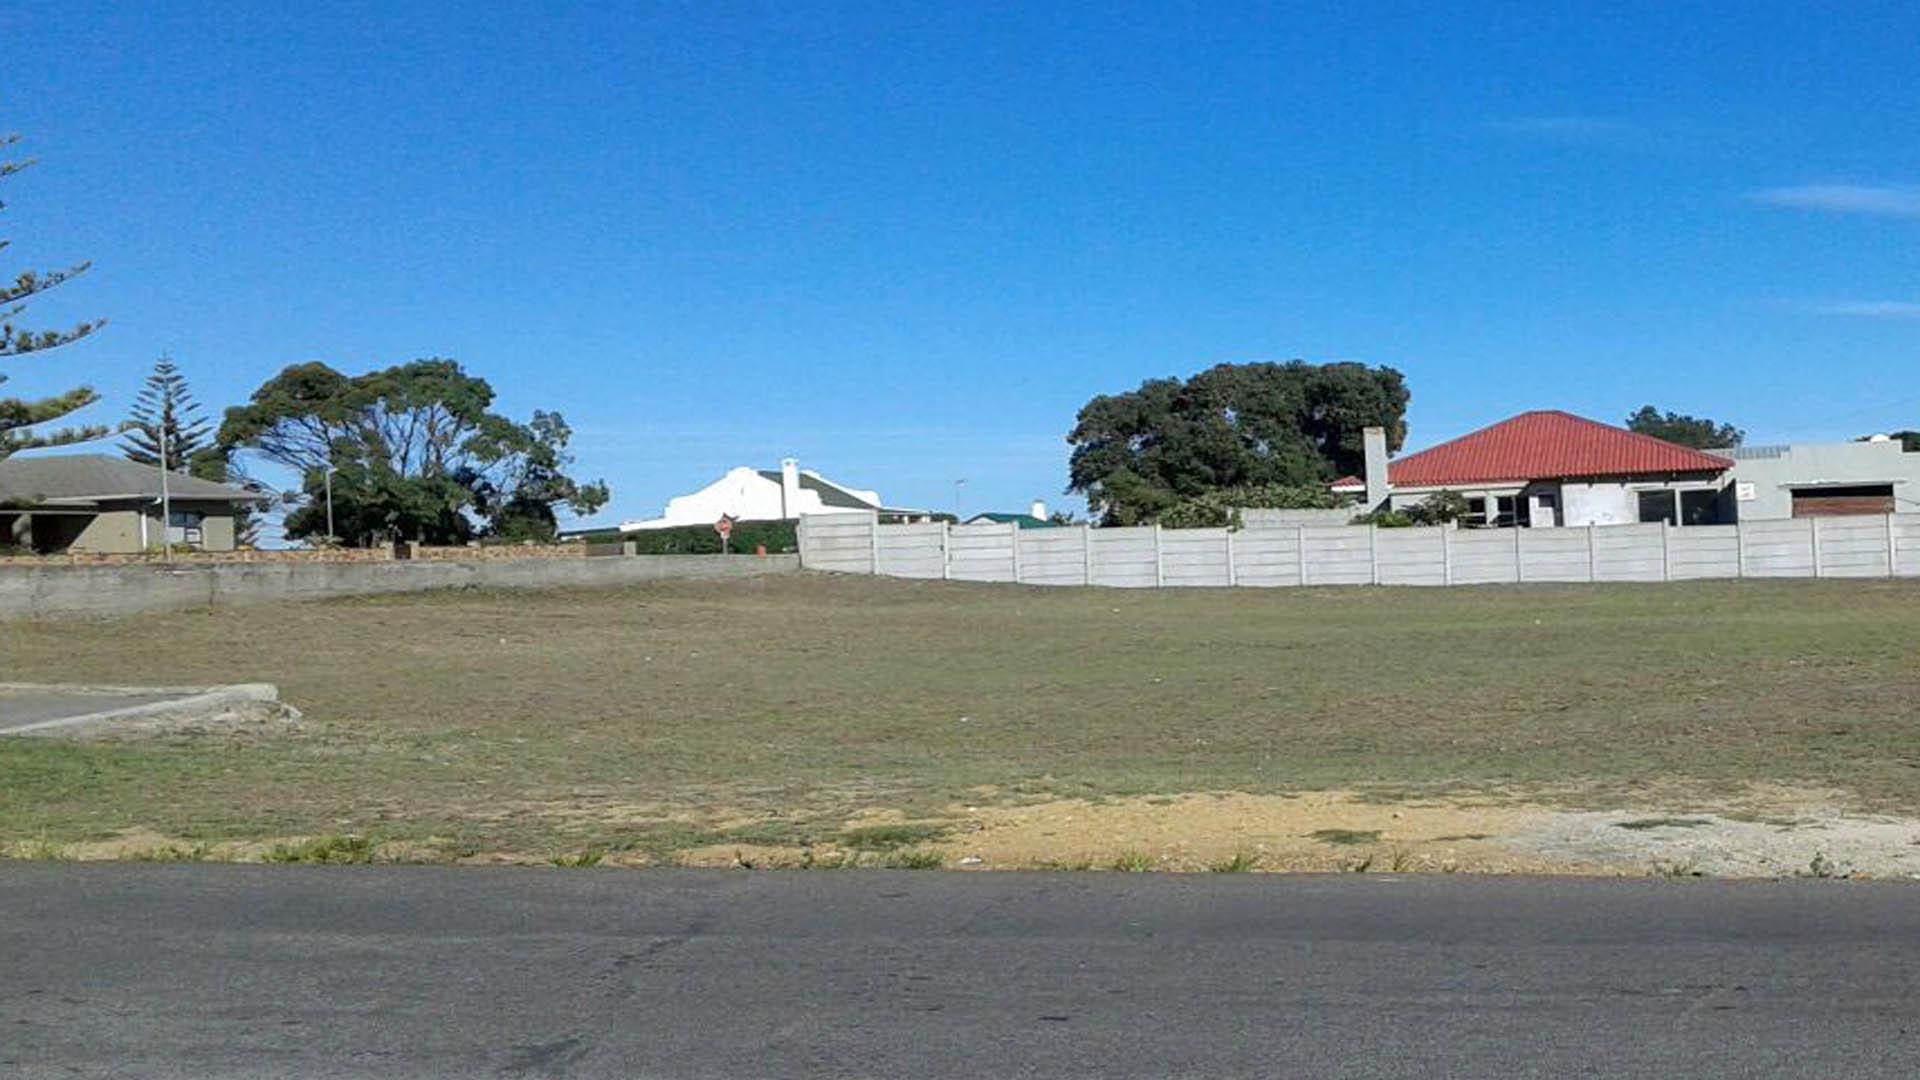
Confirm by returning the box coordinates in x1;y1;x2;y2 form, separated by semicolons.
1342;411;1737;528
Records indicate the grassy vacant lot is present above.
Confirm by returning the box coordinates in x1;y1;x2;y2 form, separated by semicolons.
3;574;1918;863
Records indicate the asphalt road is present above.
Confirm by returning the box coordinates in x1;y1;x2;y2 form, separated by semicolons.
2;867;1917;1079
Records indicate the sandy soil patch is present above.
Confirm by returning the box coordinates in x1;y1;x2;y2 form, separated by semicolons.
936;792;1595;873
930;788;1920;879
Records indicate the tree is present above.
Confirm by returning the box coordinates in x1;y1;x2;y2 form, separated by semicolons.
467;410;610;542
1861;430;1920;453
1624;406;1743;450
1067;361;1409;525
217;358;609;546
120;357;212;473
1;129;108;461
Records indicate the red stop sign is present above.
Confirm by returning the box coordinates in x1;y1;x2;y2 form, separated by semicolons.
715;516;734;539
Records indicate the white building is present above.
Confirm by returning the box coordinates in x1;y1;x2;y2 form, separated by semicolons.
1342;411;1735;527
1340;411;1920;528
619;458;929;532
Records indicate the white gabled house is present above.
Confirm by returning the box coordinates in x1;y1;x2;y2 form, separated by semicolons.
619;458;929;532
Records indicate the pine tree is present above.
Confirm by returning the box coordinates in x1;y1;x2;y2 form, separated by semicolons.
1;129;107;461
121;357;210;472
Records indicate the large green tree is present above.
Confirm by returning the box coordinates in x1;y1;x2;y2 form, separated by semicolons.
1624;405;1743;450
120;357;212;473
1067;361;1409;525
217;358;608;546
1;130;107;460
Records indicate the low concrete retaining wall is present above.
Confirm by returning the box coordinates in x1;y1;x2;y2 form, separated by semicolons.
0;554;800;620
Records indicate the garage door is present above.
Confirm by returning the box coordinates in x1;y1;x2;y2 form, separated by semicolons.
1790;485;1894;517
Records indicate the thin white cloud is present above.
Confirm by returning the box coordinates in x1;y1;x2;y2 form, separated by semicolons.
1751;184;1920;218
1811;300;1920;319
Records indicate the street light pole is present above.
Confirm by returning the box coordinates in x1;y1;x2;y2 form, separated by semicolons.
158;422;172;565
324;466;337;546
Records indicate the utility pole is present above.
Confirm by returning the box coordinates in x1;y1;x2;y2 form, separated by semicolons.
954;478;967;521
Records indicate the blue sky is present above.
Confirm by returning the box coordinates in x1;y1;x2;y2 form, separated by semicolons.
6;2;1919;528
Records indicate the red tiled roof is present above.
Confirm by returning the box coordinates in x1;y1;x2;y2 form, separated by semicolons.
1328;475;1366;491
1387;411;1732;487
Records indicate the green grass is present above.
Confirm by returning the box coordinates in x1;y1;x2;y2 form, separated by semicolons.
882;848;945;869
840;823;948;851
1111;850;1156;872
4;574;1920;856
262;835;379;864
549;847;606;867
1210;851;1261;873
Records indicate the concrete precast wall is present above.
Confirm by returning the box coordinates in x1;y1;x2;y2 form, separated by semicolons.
1516;529;1591;583
1301;526;1373;587
803;512;1920;591
1;554;800;620
1450;529;1521;586
1017;528;1091;586
795;512;877;574
1814;516;1892;578
1739;519;1815;578
948;523;1018;583
875;523;945;580
1667;525;1741;581
1089;527;1157;588
1375;528;1446;586
1160;528;1232;588
1232;529;1304;587
1894;516;1920;577
1591;524;1666;583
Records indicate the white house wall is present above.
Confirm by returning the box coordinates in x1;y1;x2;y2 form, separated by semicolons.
1560;482;1637;527
625;467;886;530
1724;440;1920;520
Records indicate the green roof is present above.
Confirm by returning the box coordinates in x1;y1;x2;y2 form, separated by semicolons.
965;512;1060;529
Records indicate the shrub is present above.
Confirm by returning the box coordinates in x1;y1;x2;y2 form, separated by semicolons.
1352;490;1474;528
1159;483;1348;529
575;519;800;555
1353;510;1413;528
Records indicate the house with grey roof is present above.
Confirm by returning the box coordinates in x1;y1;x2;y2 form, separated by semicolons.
617;457;929;532
0;454;267;554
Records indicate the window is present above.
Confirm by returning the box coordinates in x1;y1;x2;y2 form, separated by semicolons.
166;509;206;548
1637;490;1676;525
1489;495;1520;528
1680;489;1721;526
1465;497;1487;526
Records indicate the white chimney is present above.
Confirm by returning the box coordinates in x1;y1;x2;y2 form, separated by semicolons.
1363;426;1390;511
780;458;802;518
1030;499;1048;521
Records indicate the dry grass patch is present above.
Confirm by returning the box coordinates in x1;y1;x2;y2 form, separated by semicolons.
4;574;1919;866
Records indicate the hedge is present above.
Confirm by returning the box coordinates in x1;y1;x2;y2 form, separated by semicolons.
575;519;799;555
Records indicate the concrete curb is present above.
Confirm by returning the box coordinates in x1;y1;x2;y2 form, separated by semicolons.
0;683;285;737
